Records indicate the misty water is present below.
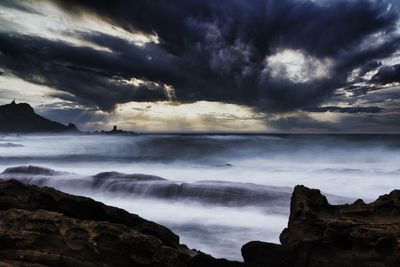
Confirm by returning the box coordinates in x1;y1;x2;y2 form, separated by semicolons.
0;133;399;260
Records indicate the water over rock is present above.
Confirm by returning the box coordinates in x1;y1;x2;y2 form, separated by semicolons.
3;165;60;176
0;142;23;147
0;165;292;208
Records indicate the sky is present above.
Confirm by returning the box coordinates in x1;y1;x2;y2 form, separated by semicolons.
0;0;399;132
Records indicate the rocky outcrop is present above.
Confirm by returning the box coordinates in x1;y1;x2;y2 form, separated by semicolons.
0;101;79;133
1;178;400;267
0;179;192;267
0;209;189;267
243;185;400;267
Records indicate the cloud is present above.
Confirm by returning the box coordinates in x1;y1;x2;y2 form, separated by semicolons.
0;0;399;120
0;32;171;111
303;106;384;114
265;49;332;83
0;0;42;15
372;64;400;84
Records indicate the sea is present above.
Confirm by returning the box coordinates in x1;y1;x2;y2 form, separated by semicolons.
0;133;399;260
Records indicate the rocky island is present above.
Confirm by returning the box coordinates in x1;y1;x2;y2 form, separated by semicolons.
0;177;399;266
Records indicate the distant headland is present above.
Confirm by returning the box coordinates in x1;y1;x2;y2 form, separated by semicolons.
0;101;79;133
0;101;139;135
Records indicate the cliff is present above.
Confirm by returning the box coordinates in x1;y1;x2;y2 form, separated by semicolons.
0;101;79;133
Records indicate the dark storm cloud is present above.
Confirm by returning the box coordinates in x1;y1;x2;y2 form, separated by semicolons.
334;35;400;77
372;64;400;84
0;0;399;113
0;32;171;111
303;106;384;114
359;61;383;78
49;0;397;57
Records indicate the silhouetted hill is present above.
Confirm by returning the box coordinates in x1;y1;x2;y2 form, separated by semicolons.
0;101;79;133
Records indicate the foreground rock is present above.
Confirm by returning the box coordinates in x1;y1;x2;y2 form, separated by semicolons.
0;209;190;267
243;185;400;267
0;180;190;267
1;178;400;266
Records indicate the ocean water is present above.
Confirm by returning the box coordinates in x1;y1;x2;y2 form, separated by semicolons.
0;133;399;259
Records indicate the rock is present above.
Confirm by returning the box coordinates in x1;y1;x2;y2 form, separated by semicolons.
190;252;243;267
0;208;190;267
243;185;400;267
0;179;179;248
0;179;195;267
2;178;400;267
3;165;59;176
279;185;334;246
0;101;79;133
0;179;248;266
242;241;299;267
93;171;167;182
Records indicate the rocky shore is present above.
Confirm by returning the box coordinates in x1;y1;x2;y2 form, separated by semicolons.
0;179;399;266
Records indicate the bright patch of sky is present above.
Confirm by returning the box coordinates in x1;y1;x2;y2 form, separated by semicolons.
0;75;60;106
265;49;332;83
73;101;270;132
